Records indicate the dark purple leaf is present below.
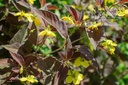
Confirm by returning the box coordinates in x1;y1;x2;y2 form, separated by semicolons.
86;26;105;50
32;8;68;38
64;5;84;25
9;52;24;66
75;45;100;73
24;56;37;66
2;43;21;53
0;58;14;67
95;0;104;5
10;24;28;44
47;5;59;10
54;64;68;85
5;71;19;83
11;67;20;73
39;0;46;7
29;67;42;78
28;23;38;45
18;40;33;56
6;13;25;25
95;0;105;8
58;38;73;60
15;0;29;9
37;57;61;74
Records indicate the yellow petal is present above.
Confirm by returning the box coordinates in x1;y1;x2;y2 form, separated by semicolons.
20;66;23;74
20;77;27;82
66;76;73;83
27;75;38;83
27;0;35;4
74;57;82;67
82;60;90;68
83;15;89;20
73;78;81;85
46;30;56;37
38;31;47;36
67;70;72;75
34;17;40;26
14;11;25;16
62;16;74;25
77;74;84;81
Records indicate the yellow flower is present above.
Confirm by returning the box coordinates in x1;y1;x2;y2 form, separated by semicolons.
74;57;92;68
38;26;56;37
27;0;36;4
24;13;34;22
88;22;103;30
20;66;23;74
88;4;95;12
15;11;26;20
116;8;128;17
62;16;74;25
34;17;40;26
101;39;117;54
66;70;84;85
15;11;25;17
20;75;38;84
83;14;89;20
15;11;34;22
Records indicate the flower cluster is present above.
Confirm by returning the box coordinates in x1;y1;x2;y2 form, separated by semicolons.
101;39;117;54
38;25;56;37
15;11;40;26
88;22;103;30
83;14;89;20
74;57;92;68
62;16;75;25
66;70;84;85
20;75;38;84
116;8;128;17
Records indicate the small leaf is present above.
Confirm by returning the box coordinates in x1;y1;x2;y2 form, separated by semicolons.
86;26;105;50
10;24;28;44
2;43;21;53
9;52;24;66
28;25;38;45
16;0;29;9
39;0;46;7
24;56;37;67
11;67;20;73
0;58;13;67
54;64;68;85
37;57;61;74
47;5;59;10
64;5;84;25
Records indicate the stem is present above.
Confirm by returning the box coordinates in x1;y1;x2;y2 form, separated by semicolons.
71;36;85;44
44;38;66;56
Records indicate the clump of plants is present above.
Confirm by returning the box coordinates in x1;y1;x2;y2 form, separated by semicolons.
0;0;128;85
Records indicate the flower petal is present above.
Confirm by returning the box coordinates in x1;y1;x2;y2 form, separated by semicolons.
73;78;81;85
20;77;27;82
74;57;82;67
66;76;73;83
